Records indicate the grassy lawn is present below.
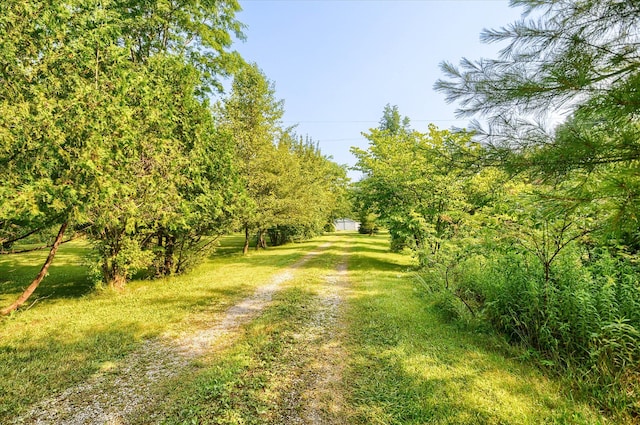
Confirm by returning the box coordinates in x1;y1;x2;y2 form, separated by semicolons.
0;239;95;306
0;232;625;423
344;233;617;424
0;234;326;422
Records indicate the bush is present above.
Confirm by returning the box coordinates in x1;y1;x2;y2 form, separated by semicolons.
442;246;640;414
357;212;379;235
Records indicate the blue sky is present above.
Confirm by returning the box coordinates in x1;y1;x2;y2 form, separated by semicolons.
232;0;524;179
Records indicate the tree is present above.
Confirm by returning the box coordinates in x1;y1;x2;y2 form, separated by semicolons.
436;0;640;135
218;62;284;254
0;0;243;311
379;103;411;135
84;55;239;286
265;133;350;245
433;3;640;401
0;0;148;297
435;0;640;245
85;0;243;284
352;106;482;265
219;69;348;252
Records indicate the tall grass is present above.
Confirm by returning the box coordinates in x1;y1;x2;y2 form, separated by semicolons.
345;233;612;424
423;246;640;419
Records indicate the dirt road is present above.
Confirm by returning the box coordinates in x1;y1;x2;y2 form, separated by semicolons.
15;242;349;425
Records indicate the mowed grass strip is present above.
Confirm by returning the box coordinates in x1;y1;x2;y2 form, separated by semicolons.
343;233;614;425
0;234;327;422
130;235;349;424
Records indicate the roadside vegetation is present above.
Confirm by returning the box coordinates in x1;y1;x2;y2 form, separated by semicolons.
0;0;349;314
352;0;640;417
2;233;626;423
345;233;619;424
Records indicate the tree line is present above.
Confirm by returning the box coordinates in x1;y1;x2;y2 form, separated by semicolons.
353;0;640;416
0;1;348;315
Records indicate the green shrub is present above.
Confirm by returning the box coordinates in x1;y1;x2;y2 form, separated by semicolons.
442;246;640;414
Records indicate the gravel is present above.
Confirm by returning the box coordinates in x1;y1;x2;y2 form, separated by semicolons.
13;244;331;425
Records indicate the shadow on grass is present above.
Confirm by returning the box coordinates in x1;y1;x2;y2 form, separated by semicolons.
210;233;329;258
349;252;410;273
343;234;604;425
0;233;321;305
347;285;602;424
0;322;145;421
0;242;94;304
130;285;244;314
348;344;561;425
212;232;395;263
342;242;392;254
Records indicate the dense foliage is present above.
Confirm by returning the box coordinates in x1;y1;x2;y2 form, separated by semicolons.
216;63;348;254
0;1;348;311
352;0;640;415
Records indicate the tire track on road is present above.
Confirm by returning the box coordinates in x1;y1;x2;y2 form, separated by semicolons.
277;252;350;425
14;243;332;425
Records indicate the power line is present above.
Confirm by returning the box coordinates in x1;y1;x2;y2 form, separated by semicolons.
317;138;365;142
282;119;468;124
279;118;476;144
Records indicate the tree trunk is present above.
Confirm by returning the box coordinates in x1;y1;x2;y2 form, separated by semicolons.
156;230;164;276
542;260;551;308
109;274;127;291
256;230;267;250
1;222;68;316
163;235;175;275
268;229;278;246
101;231;126;289
243;225;250;255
